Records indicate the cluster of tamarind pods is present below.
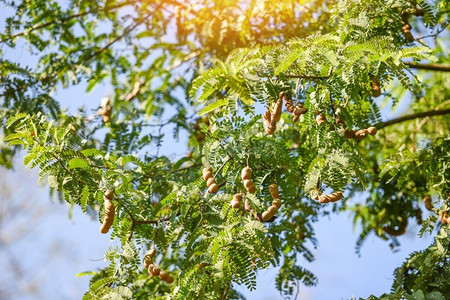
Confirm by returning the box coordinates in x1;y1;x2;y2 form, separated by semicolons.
263;92;308;135
143;248;174;284
284;94;308;122
100;190;115;234
261;184;282;221
401;6;424;42
263;92;284;134
203;167;219;194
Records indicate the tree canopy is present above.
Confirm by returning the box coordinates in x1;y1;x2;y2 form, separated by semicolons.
1;0;449;299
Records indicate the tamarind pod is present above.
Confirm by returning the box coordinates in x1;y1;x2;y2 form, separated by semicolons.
403;30;414;42
423;195;433;211
144;261;151;269
203;171;213;181
264;120;276;134
198;262;209;270
366;127;377;135
143;256;153;267
271;92;284;122
272;198;282;208
413;8;424;16
318;194;331;203
285;99;295;113
206;177;215;187
354;129;368;141
371;81;381;97
401;10;410;23
100;199;115;234
104;190;115;200
344;129;356;139
231;199;241;208
294;107;308;116
415;209;423;225
402;24;412;30
316;114;326;125
269;184;279;198
233;193;243;202
241;167;252;180
262;211;273;221
244;179;256;193
208;183;219;194
244;199;252;211
383;217;408;236
165;274;174;284
330;191;343;202
149;265;161;276
202;167;212;174
159;271;169;281
293;115;299;122
267;205;279;215
146;249;157;260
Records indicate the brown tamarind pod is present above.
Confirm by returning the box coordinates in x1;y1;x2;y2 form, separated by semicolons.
208;183;219;194
285;98;295;113
206;177;215;187
159;271;170;282
366;127;377;135
272;198;282;208
203;171;213;181
318;194;331;203
402;29;414;42
264;121;276;134
267;205;279;215
244;179;256;193
401;9;410;23
344;129;356;139
440;211;450;225
269;184;279;198
262;211;273;221
415;209;422;225
203;167;212;174
271;92;284;123
198;262;209;270
145;249;157;260
104;190;115;200
244;199;252;211
165;274;174;284
100;199;115;234
330;191;343;202
402;24;412;30
370;79;381;97
413;8;424;16
241;167;252;180
316;114;326;125
231;199;241;208
423;195;433;211
148;264;161;276
354;129;368;141
383;217;408;236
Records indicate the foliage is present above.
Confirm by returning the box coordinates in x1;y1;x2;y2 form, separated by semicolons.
0;0;449;299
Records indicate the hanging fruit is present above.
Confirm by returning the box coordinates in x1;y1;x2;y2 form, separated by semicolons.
100;190;115;234
203;167;218;194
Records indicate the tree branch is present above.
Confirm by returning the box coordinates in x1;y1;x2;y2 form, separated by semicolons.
377;108;450;129
404;62;450;72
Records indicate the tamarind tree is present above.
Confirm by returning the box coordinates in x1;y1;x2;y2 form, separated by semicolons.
1;0;449;298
